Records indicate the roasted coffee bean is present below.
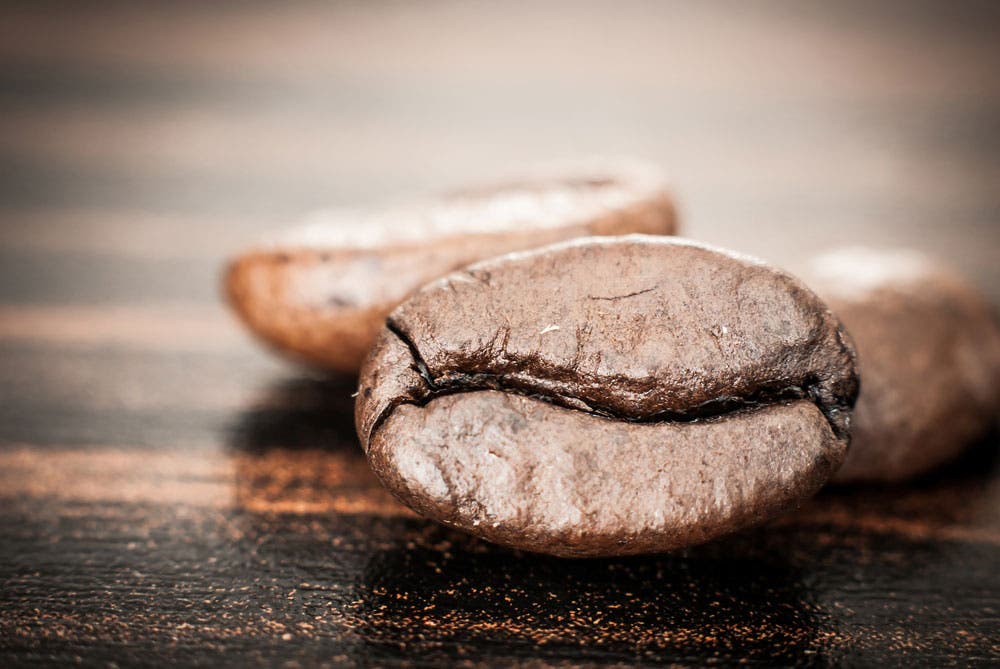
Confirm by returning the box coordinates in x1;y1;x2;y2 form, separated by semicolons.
355;236;858;557
225;163;676;374
804;248;1000;484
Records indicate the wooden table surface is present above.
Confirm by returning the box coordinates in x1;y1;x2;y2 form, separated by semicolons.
1;2;998;666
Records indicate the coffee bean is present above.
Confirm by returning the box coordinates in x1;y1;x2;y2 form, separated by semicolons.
804;248;1000;484
225;163;676;374
355;236;858;557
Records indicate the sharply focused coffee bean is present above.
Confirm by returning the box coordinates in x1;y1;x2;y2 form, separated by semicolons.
803;248;1000;484
355;236;859;557
225;164;676;374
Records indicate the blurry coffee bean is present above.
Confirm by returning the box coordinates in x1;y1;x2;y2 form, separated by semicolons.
355;236;858;557
804;248;1000;483
225;163;676;374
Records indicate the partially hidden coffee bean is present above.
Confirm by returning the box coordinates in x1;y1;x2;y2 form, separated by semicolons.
356;236;859;557
225;163;676;374
804;248;1000;484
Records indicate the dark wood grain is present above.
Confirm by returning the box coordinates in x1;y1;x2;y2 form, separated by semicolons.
1;2;999;666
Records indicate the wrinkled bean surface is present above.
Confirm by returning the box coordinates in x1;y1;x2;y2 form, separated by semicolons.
357;236;858;557
225;164;676;373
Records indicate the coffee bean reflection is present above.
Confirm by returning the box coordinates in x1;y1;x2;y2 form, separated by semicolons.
356;527;831;665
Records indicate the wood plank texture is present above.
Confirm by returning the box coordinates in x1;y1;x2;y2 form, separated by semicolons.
1;1;998;666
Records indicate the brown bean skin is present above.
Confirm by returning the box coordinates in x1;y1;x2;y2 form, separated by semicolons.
356;236;858;557
225;164;677;374
804;248;1000;484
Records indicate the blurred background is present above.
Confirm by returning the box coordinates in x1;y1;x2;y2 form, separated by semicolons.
1;1;998;308
1;2;999;664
